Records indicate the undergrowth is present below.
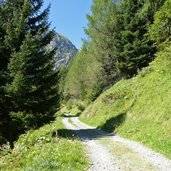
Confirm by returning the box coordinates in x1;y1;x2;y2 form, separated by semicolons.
0;117;88;171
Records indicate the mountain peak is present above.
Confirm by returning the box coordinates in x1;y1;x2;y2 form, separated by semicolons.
50;32;78;69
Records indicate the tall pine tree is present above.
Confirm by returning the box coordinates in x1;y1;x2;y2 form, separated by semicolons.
116;0;156;78
0;0;8;144
85;0;120;91
0;0;59;148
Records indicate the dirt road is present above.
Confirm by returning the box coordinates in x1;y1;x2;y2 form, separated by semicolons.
62;117;171;171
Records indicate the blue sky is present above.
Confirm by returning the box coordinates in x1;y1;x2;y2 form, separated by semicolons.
43;0;92;48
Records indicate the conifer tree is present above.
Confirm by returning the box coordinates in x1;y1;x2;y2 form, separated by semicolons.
0;0;18;145
116;0;156;78
116;0;166;78
0;0;59;147
85;0;120;90
0;1;7;144
148;0;170;48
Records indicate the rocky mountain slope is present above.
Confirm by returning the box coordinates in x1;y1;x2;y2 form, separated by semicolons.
50;32;78;69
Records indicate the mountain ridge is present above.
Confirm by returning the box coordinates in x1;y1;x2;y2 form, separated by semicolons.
50;32;78;69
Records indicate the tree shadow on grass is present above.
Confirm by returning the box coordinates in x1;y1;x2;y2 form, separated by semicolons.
55;129;76;140
61;113;81;118
55;128;114;141
54;113;126;141
99;112;126;133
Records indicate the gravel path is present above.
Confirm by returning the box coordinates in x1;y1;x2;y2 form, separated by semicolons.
62;118;121;171
62;117;171;171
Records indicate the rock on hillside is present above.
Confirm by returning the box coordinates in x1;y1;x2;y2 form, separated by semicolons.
50;32;78;69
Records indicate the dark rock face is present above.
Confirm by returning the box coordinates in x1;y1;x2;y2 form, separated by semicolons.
50;32;78;69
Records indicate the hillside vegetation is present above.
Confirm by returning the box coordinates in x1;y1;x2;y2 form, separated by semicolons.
63;42;101;103
0;0;60;147
0;117;88;171
62;0;165;105
1;0;171;169
80;46;171;158
62;0;171;158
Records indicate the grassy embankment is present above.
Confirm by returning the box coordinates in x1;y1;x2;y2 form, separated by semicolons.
0;117;88;171
80;47;171;159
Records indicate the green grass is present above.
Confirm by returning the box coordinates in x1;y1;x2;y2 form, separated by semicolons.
0;117;88;171
80;46;171;159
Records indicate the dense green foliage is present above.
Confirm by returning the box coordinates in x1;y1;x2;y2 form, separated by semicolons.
0;0;59;147
0;117;88;170
148;0;171;49
117;0;155;78
62;0;165;104
63;42;101;103
62;0;120;104
79;0;171;158
85;0;120;86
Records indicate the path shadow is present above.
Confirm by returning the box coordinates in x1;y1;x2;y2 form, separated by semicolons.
61;113;81;118
55;129;76;140
55;113;126;141
99;113;126;133
56;128;114;141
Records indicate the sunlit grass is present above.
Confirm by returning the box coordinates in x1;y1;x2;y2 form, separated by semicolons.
80;47;171;159
0;117;88;171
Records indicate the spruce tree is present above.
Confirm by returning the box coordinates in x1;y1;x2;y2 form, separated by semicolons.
0;1;7;144
0;0;59;147
116;0;156;78
0;0;16;145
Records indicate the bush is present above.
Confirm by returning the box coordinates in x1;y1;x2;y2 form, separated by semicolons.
75;100;86;112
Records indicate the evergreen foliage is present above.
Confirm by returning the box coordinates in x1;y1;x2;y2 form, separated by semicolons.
85;0;120;88
0;0;59;147
148;0;171;49
63;41;100;102
62;0;166;104
116;0;155;78
62;0;121;103
0;2;7;145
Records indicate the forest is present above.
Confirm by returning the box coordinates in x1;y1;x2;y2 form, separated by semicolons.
62;0;167;109
1;0;171;170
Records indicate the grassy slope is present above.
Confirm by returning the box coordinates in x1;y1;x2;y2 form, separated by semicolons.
0;117;88;171
80;47;171;159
